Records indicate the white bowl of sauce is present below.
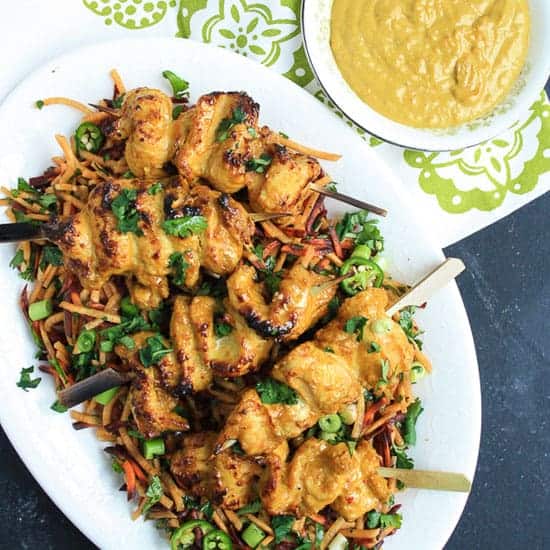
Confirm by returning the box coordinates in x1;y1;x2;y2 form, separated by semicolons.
302;0;550;151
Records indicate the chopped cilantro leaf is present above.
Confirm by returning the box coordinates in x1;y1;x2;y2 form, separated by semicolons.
139;334;172;367
380;513;402;529
344;315;368;342
111;188;142;235
214;320;233;338
40;245;63;270
336;210;384;254
271;515;295;543
403;398;423;446
256;378;298;405
398;306;424;349
162;215;207;238
168;252;189;286
393;445;414;469
162;70;190;99
112;94;125;109
50;400;68;413
16;366;41;391
147;182;162;195
237;498;262;516
216;106;247;142
246;153;272;174
142;475;163;515
36;100;44;110
9;249;24;270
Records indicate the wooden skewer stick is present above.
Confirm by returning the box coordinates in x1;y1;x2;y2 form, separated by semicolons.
249;212;292;223
309;183;388;217
378;467;471;492
88;103;121;117
57;368;132;409
310;275;348;296
386;257;465;317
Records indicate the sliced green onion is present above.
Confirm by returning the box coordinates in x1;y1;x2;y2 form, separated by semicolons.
318;414;342;433
319;431;338;442
371;318;393;335
94;386;119;406
338;404;357;425
28;299;53;321
328;533;348;550
143;437;166;460
75;329;96;354
410;362;426;383
241;523;266;548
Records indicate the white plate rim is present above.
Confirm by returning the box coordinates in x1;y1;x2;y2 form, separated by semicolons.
0;36;481;550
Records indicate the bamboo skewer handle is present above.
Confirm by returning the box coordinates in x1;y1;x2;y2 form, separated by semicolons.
386;257;465;317
309;183;388;217
378;467;471;492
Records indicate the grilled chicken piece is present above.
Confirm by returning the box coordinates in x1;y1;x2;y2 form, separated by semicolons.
315;288;416;397
214;449;262;510
116;290;273;401
116;88;174;178
189;296;272;378
175;92;260;193
115;333;189;437
270;342;361;436
217;288;421;456
170;431;262;510
247;144;322;219
183;185;255;275
170;294;272;392
171;295;212;393
170;432;217;497
215;344;361;454
260;439;390;520
227;262;337;341
215;389;288;458
55;180;253;309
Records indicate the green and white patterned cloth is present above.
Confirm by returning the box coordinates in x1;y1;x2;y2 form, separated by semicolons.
2;0;548;246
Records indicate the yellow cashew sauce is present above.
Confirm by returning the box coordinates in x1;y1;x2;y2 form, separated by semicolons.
330;0;530;128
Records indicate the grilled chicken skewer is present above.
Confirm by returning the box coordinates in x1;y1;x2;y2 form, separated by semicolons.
2;179;255;309
106;88;386;224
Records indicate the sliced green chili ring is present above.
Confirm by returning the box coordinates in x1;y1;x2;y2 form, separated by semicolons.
75;329;96;354
371;318;393;335
171;520;215;550
202;529;233;550
75;122;104;154
340;257;384;296
318;414;342;433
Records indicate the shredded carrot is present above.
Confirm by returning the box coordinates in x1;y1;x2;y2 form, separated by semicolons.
122;460;137;498
110;68;126;95
43;97;94;114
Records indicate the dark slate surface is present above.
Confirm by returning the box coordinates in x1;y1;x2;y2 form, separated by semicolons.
1;87;549;549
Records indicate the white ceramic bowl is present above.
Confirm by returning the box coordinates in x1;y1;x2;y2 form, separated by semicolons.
302;0;550;151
